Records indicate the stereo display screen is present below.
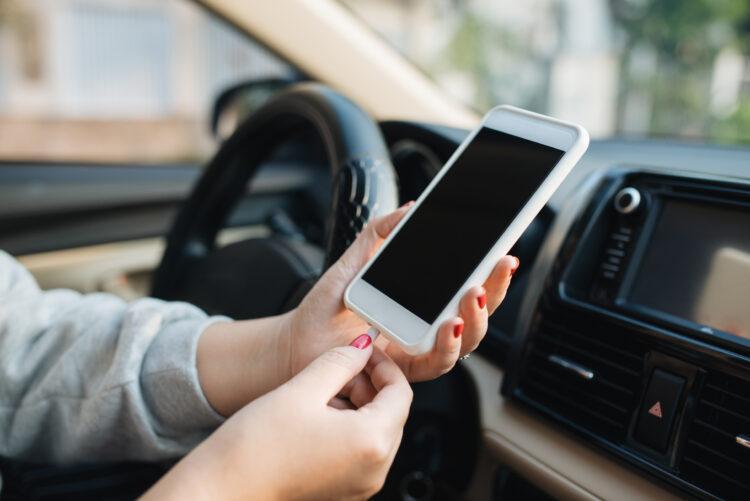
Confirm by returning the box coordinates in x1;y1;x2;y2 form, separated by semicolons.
627;199;750;341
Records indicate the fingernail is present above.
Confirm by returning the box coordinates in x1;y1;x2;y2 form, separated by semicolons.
477;293;487;309
510;256;520;276
350;333;372;350
400;200;415;209
453;323;464;338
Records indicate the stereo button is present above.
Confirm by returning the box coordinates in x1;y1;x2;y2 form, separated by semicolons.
614;187;641;214
634;369;686;453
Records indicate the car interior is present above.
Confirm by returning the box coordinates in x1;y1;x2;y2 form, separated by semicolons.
1;0;749;499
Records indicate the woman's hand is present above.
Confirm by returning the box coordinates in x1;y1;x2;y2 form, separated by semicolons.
197;204;518;416
144;337;412;500
286;203;519;382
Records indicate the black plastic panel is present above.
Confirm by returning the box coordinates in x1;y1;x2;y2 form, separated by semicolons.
505;170;750;500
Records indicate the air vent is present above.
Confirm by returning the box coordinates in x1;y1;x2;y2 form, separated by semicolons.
520;318;645;441
681;371;750;499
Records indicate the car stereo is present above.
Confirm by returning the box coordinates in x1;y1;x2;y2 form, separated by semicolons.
504;170;750;500
574;174;750;350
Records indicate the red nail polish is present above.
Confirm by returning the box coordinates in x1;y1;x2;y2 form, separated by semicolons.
350;334;372;350
477;293;487;309
510;256;520;276
453;323;464;338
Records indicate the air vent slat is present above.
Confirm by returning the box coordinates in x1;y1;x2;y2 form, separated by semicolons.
538;332;639;377
716;376;750;401
544;321;643;367
593;376;637;397
688;421;750;464
699;399;750;427
528;365;631;416
704;382;750;404
536;334;640;391
682;370;750;499
681;457;750;498
524;380;627;436
519;317;643;442
701;384;750;416
685;439;750;476
692;419;735;439
529;352;634;407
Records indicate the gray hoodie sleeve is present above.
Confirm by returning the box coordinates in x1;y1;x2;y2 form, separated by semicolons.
0;251;228;463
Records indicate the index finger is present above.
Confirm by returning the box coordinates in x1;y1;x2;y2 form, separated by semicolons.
358;347;413;428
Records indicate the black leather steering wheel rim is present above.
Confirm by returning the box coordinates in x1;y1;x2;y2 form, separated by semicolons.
151;83;399;300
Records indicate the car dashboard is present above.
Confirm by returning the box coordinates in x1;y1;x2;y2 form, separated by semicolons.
3;120;750;500
383;122;750;500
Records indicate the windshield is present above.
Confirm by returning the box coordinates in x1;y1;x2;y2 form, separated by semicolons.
340;0;750;144
0;0;295;163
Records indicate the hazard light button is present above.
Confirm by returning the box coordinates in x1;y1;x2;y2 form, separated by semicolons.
634;369;686;453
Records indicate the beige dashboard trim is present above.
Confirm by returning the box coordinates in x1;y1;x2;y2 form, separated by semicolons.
484;430;599;500
464;355;679;501
18;227;266;294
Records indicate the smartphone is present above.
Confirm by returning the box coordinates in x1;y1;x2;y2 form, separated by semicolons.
345;105;589;354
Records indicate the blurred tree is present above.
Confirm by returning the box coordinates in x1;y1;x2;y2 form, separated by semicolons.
439;2;551;113
610;0;750;143
343;0;750;143
443;8;496;109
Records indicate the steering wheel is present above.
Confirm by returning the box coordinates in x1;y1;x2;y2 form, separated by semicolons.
0;84;481;500
149;83;478;499
151;83;399;317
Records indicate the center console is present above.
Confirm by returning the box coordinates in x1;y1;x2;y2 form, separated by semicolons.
503;169;750;500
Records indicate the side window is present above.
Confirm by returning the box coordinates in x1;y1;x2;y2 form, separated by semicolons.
0;0;297;163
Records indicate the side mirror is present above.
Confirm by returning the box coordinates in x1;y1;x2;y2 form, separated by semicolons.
210;78;301;139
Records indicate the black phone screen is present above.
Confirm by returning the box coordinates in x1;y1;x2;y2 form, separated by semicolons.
362;127;565;323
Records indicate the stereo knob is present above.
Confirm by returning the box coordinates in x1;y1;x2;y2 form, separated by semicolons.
614;187;641;215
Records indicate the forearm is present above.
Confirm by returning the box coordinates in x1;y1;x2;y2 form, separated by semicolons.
140;434;257;500
197;311;293;416
0;291;225;461
141;438;256;500
142;406;279;501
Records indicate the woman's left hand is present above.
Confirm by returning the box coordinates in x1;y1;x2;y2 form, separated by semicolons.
198;204;519;416
285;203;519;382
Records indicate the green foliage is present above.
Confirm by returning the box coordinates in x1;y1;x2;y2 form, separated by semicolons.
344;0;750;143
439;7;543;112
711;100;750;144
611;0;750;143
611;0;749;57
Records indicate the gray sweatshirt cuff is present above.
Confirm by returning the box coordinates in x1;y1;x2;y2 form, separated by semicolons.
142;316;230;434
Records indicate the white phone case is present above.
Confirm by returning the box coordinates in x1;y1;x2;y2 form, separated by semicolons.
345;105;590;354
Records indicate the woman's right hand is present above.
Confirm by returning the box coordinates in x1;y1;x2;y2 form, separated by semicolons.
144;335;412;500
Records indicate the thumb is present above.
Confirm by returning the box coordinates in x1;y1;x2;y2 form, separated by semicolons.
339;202;414;272
288;336;374;402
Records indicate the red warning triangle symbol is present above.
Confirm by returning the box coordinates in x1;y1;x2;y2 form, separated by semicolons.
648;401;663;419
